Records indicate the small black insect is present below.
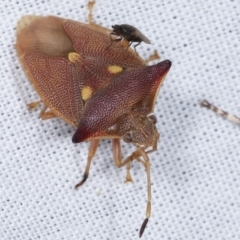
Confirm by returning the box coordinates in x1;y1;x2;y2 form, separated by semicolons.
108;24;151;53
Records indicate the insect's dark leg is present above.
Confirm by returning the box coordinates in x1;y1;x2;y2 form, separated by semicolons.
39;104;57;120
88;0;96;24
201;100;240;125
75;139;100;189
127;41;133;49
112;139;133;183
133;42;141;54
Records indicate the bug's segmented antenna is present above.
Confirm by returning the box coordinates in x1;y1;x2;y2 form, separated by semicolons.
201;100;240;125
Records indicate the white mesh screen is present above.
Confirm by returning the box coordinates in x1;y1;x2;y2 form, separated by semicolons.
1;0;240;239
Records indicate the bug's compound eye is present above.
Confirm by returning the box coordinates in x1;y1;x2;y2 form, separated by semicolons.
123;133;132;143
148;115;157;125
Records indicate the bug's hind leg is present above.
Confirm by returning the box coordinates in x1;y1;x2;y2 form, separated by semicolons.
112;138;157;237
28;101;57;120
75;139;100;189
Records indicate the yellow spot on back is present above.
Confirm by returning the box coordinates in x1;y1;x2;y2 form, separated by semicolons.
81;86;93;101
108;65;123;74
68;52;81;63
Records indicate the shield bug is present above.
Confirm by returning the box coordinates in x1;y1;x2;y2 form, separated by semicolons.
201;100;240;125
15;0;171;237
108;24;151;53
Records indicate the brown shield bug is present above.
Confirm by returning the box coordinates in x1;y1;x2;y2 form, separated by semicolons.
109;24;151;54
201;100;240;125
15;0;171;237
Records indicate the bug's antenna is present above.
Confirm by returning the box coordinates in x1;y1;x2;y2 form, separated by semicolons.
201;100;240;125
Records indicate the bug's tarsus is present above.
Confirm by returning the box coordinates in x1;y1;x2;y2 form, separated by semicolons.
139;218;148;238
75;173;88;189
75;139;100;189
27;100;42;110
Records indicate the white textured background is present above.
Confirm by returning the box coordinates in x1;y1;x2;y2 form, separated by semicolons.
1;0;240;239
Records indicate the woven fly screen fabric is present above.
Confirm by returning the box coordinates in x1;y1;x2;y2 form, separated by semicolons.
1;0;240;239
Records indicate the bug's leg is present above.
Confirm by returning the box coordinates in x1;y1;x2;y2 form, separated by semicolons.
112;139;134;183
137;148;152;238
144;50;160;64
28;101;57;120
27;100;42;109
88;0;96;24
39;105;57;120
125;162;134;183
75;139;100;189
112;139;154;237
201;100;240;125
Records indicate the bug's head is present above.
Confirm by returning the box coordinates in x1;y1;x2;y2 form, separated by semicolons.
111;25;122;36
123;114;159;148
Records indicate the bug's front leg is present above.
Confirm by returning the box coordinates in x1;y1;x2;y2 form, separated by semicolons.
112;133;159;183
112;139;134;183
137;148;152;238
28;101;57;120
75;139;100;189
112;139;153;238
